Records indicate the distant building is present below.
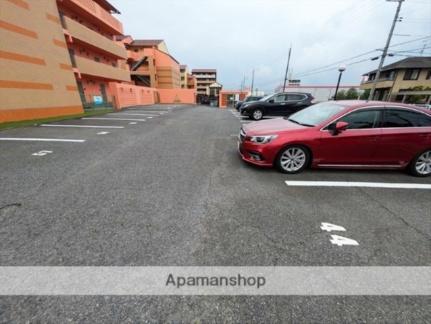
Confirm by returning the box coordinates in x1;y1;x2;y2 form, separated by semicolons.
275;82;361;102
187;73;197;90
191;69;217;102
180;65;188;88
123;38;181;89
361;57;431;104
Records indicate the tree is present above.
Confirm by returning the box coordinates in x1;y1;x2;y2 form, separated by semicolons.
335;90;346;100
345;88;359;100
360;89;370;100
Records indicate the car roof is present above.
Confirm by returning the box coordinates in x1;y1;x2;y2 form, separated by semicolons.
333;100;431;115
277;92;311;95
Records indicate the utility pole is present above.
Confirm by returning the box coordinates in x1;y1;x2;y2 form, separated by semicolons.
283;46;292;92
420;41;427;55
368;0;404;101
250;69;255;95
241;74;246;92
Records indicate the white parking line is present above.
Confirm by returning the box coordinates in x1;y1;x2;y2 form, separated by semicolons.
110;113;159;117
285;181;431;190
40;124;124;129
97;131;110;135
82;117;146;122
0;138;85;143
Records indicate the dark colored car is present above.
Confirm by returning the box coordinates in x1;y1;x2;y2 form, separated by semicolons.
238;101;431;176
235;96;263;111
240;92;314;120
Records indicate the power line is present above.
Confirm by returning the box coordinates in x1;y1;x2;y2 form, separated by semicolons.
294;35;431;78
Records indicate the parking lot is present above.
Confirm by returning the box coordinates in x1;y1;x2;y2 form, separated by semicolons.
1;105;430;322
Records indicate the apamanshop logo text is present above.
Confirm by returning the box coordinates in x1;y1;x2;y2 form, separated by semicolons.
166;273;266;289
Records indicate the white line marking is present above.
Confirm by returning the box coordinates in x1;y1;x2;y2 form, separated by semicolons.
285;181;431;190
82;117;146;122
32;150;53;156
330;235;359;246
129;122;137;125
40;124;124;129
97;131;110;135
0;138;85;143
321;223;346;232
128;109;170;112
110;113;159;117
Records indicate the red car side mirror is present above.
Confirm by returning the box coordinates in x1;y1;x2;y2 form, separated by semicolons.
335;121;349;132
329;121;349;135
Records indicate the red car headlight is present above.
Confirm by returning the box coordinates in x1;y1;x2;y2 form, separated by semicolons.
249;135;278;144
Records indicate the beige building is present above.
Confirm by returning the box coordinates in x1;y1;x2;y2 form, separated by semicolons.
180;65;188;88
361;57;431;104
191;69;217;97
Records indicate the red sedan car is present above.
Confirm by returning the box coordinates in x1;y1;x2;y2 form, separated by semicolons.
238;101;431;176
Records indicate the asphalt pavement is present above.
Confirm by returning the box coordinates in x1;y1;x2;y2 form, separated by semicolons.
0;105;430;323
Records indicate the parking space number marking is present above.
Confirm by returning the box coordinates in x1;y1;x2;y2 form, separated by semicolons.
330;235;359;247
32;150;53;156
320;222;346;232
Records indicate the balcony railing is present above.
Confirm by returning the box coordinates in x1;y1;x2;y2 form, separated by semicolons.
75;55;130;82
361;76;395;84
64;17;127;59
66;0;123;34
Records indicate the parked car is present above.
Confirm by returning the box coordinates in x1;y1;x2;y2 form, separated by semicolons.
238;101;431;176
236;96;263;111
240;92;314;120
416;103;431;110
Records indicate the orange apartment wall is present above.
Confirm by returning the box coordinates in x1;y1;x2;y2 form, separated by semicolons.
0;0;84;123
109;83;157;109
157;89;196;104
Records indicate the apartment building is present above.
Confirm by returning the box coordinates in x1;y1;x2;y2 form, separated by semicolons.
191;69;217;100
187;73;197;90
124;39;181;89
0;0;130;122
180;65;188;88
361;57;431;104
58;0;130;108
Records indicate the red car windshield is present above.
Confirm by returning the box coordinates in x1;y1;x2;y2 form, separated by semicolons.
287;102;346;127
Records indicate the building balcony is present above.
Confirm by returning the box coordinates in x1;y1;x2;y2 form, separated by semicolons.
63;17;127;59
127;50;144;61
130;69;150;76
75;55;130;82
194;74;217;79
360;79;395;90
62;0;123;35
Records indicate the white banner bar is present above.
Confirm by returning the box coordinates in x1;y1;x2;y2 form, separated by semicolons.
0;267;429;295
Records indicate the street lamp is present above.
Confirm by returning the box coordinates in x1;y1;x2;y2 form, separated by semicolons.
334;64;346;100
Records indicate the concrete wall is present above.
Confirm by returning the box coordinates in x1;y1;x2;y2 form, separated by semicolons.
0;0;83;123
109;83;157;109
157;89;196;104
219;91;249;108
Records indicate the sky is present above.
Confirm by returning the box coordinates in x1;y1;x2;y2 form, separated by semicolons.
110;0;431;92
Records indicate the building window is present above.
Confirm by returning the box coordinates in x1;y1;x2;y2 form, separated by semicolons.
403;69;420;80
94;57;100;62
426;70;431;80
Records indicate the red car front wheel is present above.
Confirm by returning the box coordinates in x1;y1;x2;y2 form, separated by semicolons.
276;145;310;174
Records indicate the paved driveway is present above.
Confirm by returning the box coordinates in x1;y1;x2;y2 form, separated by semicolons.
1;105;430;322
